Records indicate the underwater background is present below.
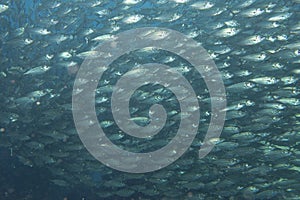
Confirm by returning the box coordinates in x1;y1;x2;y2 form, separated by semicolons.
0;0;300;199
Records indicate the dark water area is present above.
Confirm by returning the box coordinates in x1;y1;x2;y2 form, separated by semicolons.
1;0;300;199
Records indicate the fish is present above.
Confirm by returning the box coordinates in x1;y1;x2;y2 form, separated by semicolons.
24;65;51;75
122;14;144;24
239;35;265;46
215;27;240;38
250;76;279;85
0;4;8;13
190;2;214;10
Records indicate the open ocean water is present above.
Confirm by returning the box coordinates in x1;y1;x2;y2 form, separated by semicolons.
0;0;300;199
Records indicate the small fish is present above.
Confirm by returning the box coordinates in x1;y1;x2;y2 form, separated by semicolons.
91;1;102;7
234;70;252;77
0;4;8;13
224;20;239;27
240;8;264;17
130;117;151;125
284;42;300;50
281;76;298;85
238;0;256;8
76;50;102;58
100;120;114;128
258;21;280;29
227;82;255;92
27;89;53;98
91;34;117;42
191;1;214;10
24;65;51;75
32;28;51;35
261;103;286;110
123;0;142;5
143;30;170;40
122;14;144;24
59;51;73;59
24;38;34;45
243;53;267;61
240;35;265;45
215;28;240;38
277;98;300;106
171;0;190;3
268;13;292;21
250;76;279;85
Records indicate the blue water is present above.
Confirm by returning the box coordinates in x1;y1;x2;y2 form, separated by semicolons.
0;0;300;199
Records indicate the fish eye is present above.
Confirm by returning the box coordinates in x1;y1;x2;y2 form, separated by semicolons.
245;82;254;88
